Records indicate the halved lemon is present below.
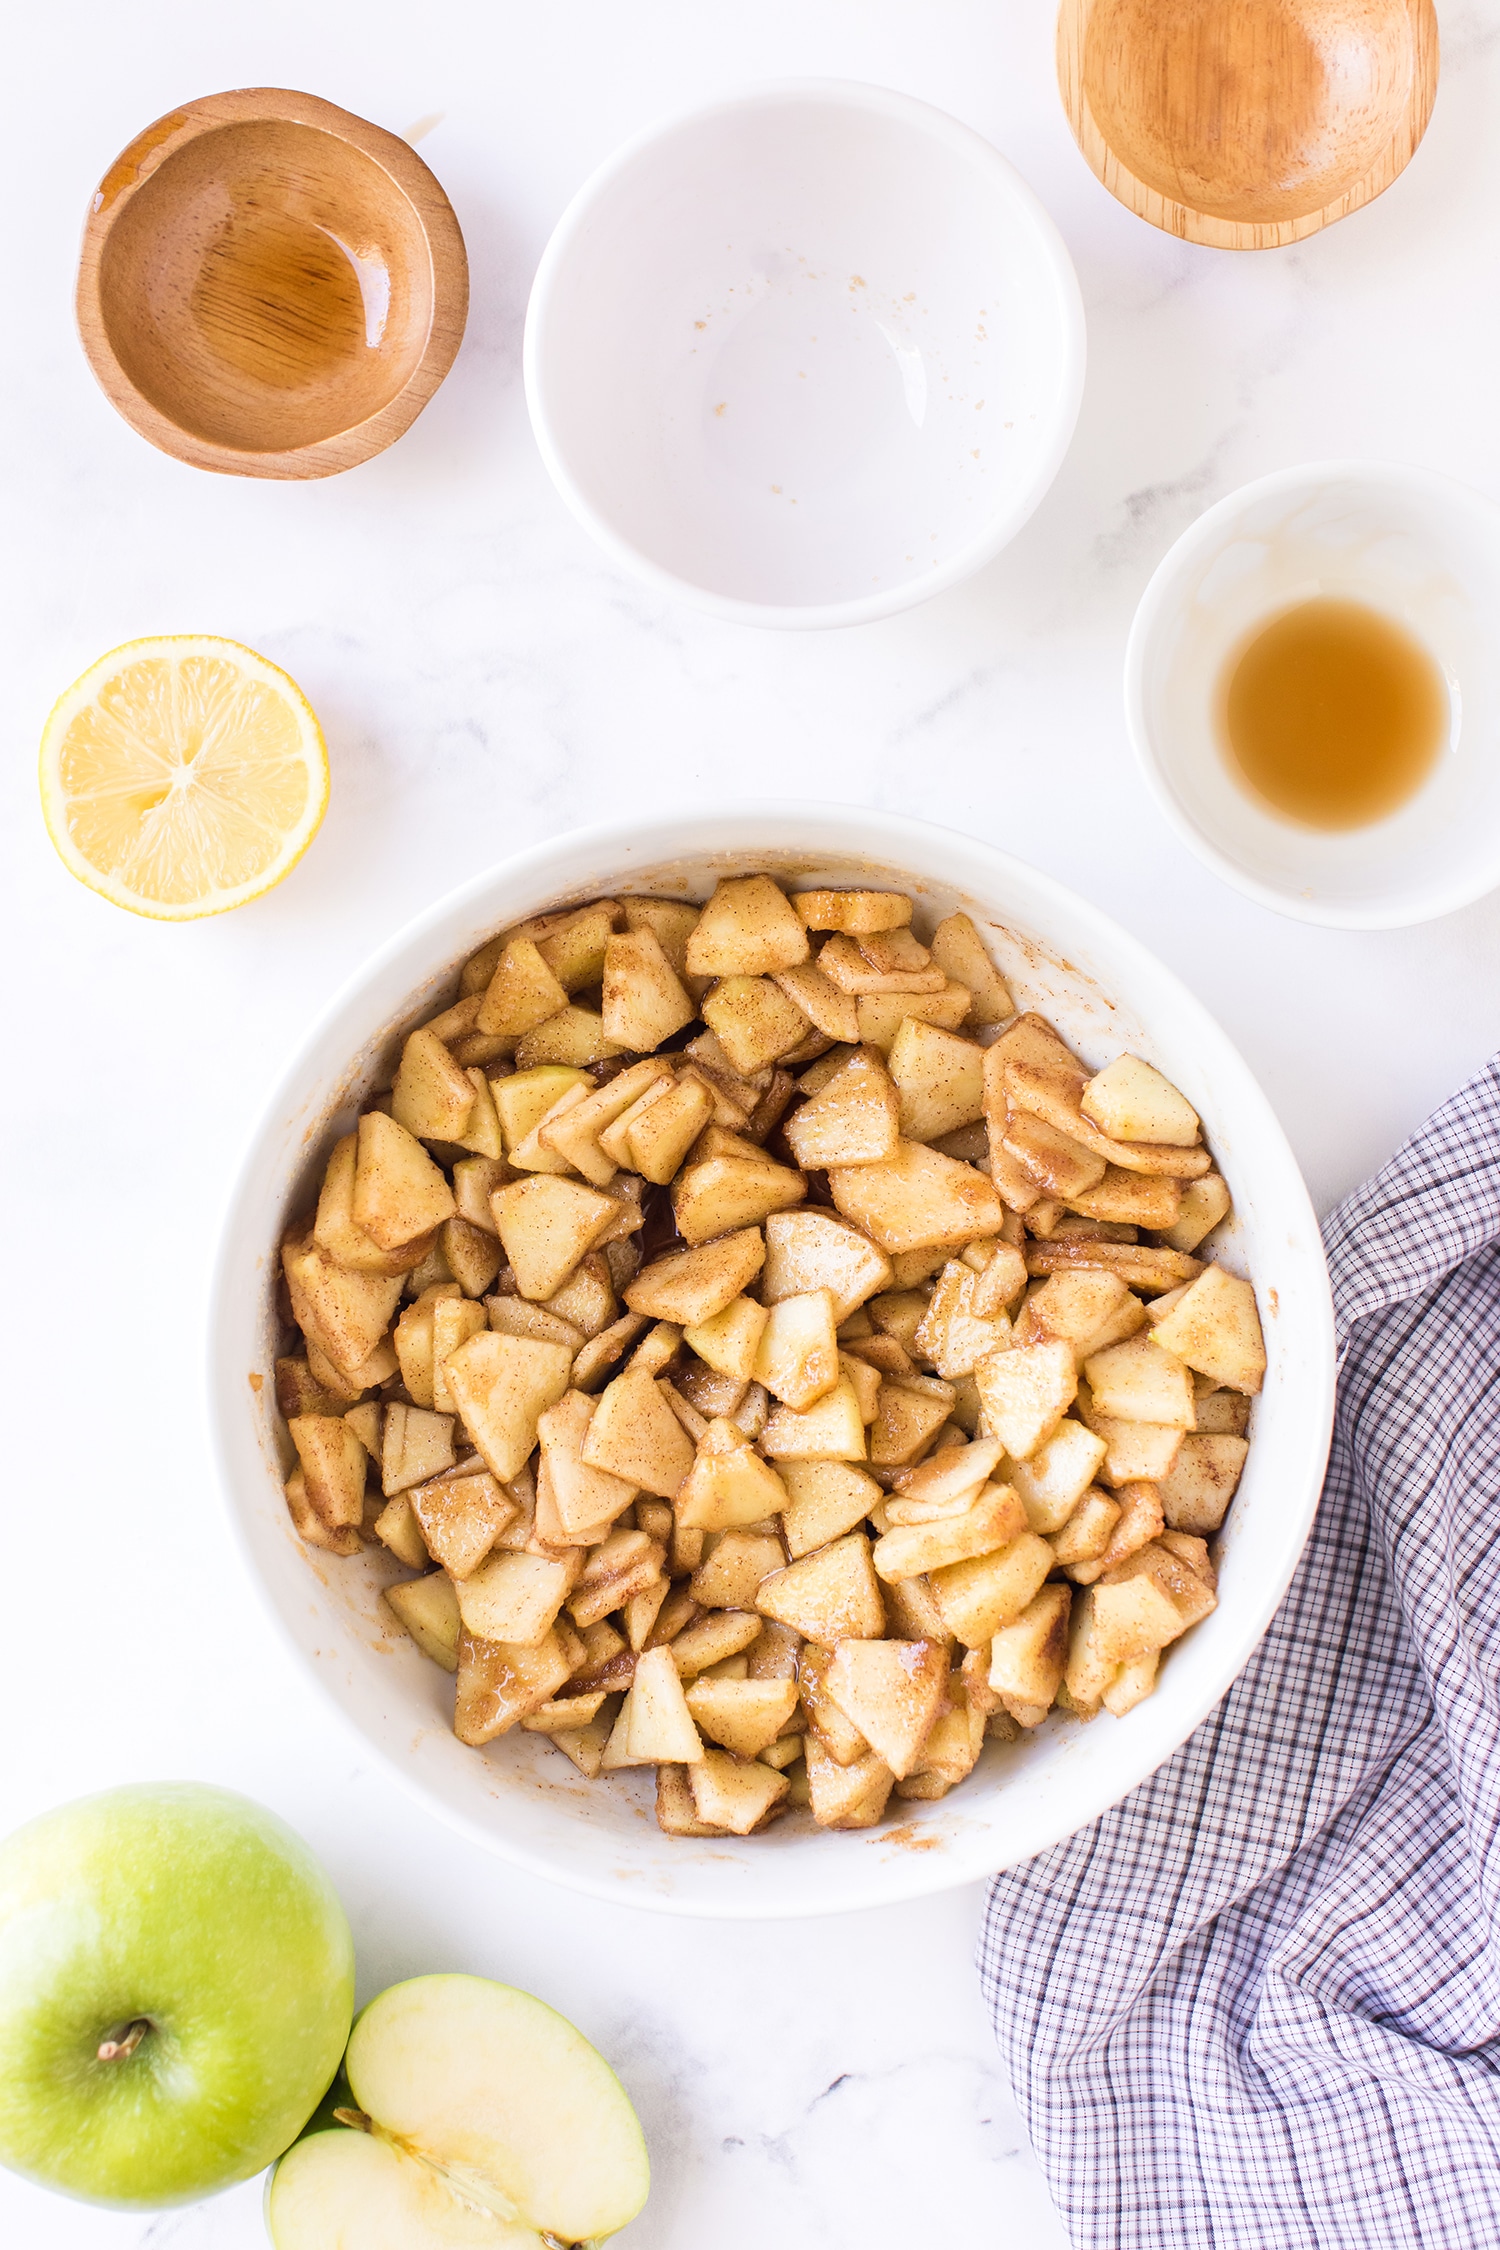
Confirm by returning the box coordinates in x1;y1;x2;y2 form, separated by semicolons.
39;635;329;919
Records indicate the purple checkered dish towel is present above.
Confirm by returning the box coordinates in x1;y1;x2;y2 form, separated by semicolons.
979;1055;1500;2250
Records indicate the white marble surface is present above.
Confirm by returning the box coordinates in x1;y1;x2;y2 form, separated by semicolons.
6;1;1500;2242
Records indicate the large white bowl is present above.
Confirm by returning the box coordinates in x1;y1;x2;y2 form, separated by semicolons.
208;807;1333;1918
523;82;1086;630
1126;461;1500;928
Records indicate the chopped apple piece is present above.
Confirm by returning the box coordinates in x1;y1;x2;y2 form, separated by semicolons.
887;1435;1004;1517
457;1549;579;1647
700;976;809;1075
1074;1386;1186;1488
784;1045;900;1169
887;1019;986;1144
392;1026;476;1144
683;1293;768;1381
288;1415;368;1530
381;1403;456;1497
621;896;701;977
655;1764;726;1835
823;1637;949;1779
625;1075;714;1185
1049;1487;1120;1567
534;899;619;991
384;1572;461;1671
601;926;696;1050
441;1216;503;1298
1008;1417;1107;1533
475;937;569;1041
581;1367;695;1496
485;1297;584;1354
393;1285;458;1408
452;1068;504;1159
685;1676;798;1759
568;1528;669;1629
492;1065;590;1158
804;1739;895;1828
284;1465;359;1554
622;1233;763;1332
931;1532;1054;1646
453;1627;575;1743
520;1690;608;1734
869;1375;955;1466
352;1112;456;1251
914;1259;1011;1378
536;1389;638;1537
762;1214;891;1328
430;1297;487;1413
793;888;912;934
1003;1110;1107;1202
772;960;861;1043
491;1174;620;1300
830;1141;1006;1253
974;1339;1077;1460
1087;1481;1165;1578
988;1584;1071;1706
536;1059;666;1185
873;1482;1026;1580
672;1155;806;1244
1158;1433;1248;1532
517;1005;620;1066
1162;1171;1232;1254
686;875;809;976
752;1289;840;1410
689;1747;790;1832
690;1529;785;1612
755;1532;884;1645
1006;1058;1213;1180
1192;1386;1251;1436
1148;1266;1266;1394
669;1609;764;1676
928;912;1012;1025
451;1156;509;1235
818;931;945;996
868;1290;931;1352
275;1357;345;1420
442;1331;573;1481
761;1376;868;1462
408;1468;514;1578
855;984;973;1052
313;1135;433;1276
838;1351;883;1423
1081;1054;1200;1147
1083;1335;1196;1427
1025;1239;1203;1294
343;1400;384;1459
1068;1169;1183;1230
283;1236;405;1377
624;1645;704;1762
677;1417;790;1529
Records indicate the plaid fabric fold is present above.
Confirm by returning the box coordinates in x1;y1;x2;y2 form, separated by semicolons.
979;1056;1500;2249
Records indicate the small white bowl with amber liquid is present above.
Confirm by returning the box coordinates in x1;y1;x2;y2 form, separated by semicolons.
1126;462;1500;928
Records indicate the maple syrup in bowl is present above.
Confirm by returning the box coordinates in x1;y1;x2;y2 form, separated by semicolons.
1127;463;1500;928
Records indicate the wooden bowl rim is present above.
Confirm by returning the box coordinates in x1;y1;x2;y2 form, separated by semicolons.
75;85;469;478
1056;0;1440;251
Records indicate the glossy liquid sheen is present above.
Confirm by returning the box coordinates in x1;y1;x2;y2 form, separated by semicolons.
189;190;384;391
1219;597;1449;830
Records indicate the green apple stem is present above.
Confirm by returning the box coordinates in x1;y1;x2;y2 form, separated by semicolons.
97;2019;153;2062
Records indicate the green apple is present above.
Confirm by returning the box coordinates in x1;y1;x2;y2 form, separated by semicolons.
0;1782;354;2208
269;1974;650;2248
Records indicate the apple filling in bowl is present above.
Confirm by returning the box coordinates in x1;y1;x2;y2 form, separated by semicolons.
273;876;1264;1838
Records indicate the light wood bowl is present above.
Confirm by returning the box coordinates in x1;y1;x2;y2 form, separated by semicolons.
1058;0;1438;250
76;88;468;477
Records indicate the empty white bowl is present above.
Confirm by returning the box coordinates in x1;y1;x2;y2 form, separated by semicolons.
208;805;1333;1918
1126;461;1500;928
524;83;1086;629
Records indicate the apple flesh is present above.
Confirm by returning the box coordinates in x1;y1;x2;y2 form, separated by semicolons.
268;1974;650;2249
0;1782;354;2208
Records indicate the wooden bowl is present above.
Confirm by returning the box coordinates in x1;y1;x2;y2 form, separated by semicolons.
76;88;468;477
1057;0;1438;250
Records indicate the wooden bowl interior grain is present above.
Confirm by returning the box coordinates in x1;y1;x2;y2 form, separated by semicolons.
96;119;434;452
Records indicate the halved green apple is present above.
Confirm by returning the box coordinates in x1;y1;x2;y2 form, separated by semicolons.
267;1974;649;2249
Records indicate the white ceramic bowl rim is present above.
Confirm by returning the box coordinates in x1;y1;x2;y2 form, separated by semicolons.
523;80;1087;632
208;804;1333;1917
1125;458;1500;930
